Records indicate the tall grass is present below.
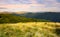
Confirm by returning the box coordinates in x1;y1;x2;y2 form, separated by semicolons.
0;22;59;37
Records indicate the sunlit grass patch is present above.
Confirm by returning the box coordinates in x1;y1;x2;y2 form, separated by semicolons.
0;22;59;37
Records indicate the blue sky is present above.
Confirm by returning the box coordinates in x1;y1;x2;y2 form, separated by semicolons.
0;0;60;12
57;0;60;3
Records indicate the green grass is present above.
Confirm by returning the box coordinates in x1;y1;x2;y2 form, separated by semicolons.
0;22;59;37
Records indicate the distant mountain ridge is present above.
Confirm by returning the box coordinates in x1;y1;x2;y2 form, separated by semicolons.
17;12;60;22
0;14;50;24
0;11;60;22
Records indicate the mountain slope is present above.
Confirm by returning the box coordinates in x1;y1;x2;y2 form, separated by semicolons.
19;12;60;22
0;14;50;24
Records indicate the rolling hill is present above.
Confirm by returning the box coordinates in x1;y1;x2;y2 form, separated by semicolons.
0;22;60;37
17;12;60;22
0;14;50;24
0;12;60;37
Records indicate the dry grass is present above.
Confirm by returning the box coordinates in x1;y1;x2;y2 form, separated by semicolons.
0;22;60;37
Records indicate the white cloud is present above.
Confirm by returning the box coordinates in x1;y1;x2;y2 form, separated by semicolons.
0;0;60;12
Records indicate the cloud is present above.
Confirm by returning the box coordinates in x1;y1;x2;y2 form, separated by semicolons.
0;0;32;4
0;7;7;9
0;0;60;12
0;4;60;12
0;4;46;12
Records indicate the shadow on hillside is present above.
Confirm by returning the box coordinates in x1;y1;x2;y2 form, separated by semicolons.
0;21;42;24
0;21;52;24
0;21;58;24
0;21;59;24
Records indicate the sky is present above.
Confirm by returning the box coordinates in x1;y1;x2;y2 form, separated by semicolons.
0;0;60;12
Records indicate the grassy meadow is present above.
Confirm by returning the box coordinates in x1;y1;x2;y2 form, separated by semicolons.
0;22;60;37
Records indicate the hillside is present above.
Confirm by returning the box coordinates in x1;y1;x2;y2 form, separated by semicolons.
0;12;60;37
18;12;60;22
0;14;50;24
0;22;60;37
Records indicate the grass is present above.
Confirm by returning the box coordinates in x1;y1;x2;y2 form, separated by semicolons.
0;22;60;37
